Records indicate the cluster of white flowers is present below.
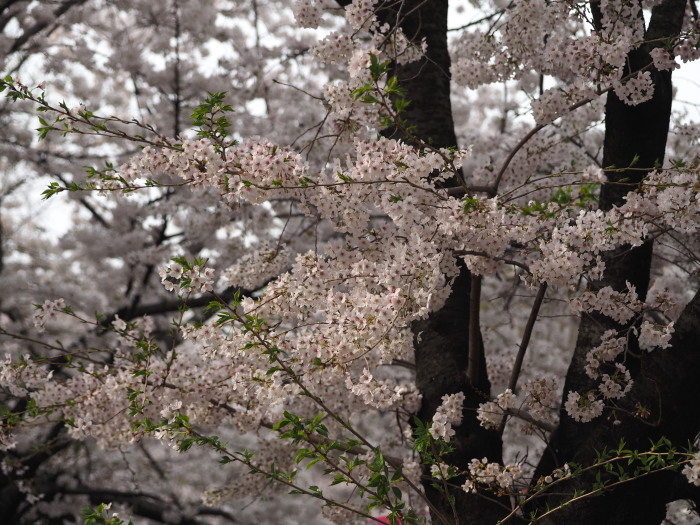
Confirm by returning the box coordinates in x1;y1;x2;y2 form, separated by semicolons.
525;210;646;288
16;71;692;517
598;0;645;45
523;377;558;425
637;320;675;351
613;71;655;106
0;422;16;451
401;459;422;488
430;462;453;479
529;238;589;286
116;138;222;189
384;28;426;65
159;400;184;422
532;88;570;126
0;354;53;397
223;245;291;291
0;460;42;503
561;32;628;82
312;31;354;63
111;314;153;349
645;279;684;321
429;392;465;442
345;0;378;32
598;362;633;400
674;37;700;63
16;479;43;505
345;368;415;410
624;169;700;235
477;389;516;430
5;0;700;517
322;80;380;133
462;458;523;493
564;391;605;423
578;326;637;405
570;284;641;324
683;453;700;486
650;47;680;71
584;330;627;379
540;463;572;485
581;165;606;183
292;0;322;28
451;20;514;89
451;56;501;89
225;138;309;203
32;298;66;333
159;262;215;294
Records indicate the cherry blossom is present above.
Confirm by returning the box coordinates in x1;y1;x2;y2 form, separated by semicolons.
0;0;699;523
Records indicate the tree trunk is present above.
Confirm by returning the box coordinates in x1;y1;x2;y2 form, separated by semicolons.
532;2;694;523
343;1;515;522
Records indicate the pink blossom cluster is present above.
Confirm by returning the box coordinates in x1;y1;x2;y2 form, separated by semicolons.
158;261;215;293
223;245;291;291
103;113;692;453
683;453;700;486
477;389;516;430
598;363;633;400
570;284;641;324
15;110;693;513
0;353;54;398
637;320;675;351
612;71;655;106
462;458;523;493
584;330;628;380
428;392;465;442
385;28;426;66
451;30;509;89
650;47;680;71
32;298;66;333
323;80;381;134
345;0;378;32
539;463;572;485
292;0;323;28
624;168;700;235
674;37;700;63
522;377;558;426
564;391;605;423
313;31;354;63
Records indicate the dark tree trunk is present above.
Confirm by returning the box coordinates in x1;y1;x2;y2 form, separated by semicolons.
333;1;514;522
413;264;512;525
383;2;512;522
532;2;694;523
375;0;458;149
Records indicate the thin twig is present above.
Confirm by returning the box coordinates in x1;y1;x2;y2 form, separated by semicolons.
498;282;548;435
